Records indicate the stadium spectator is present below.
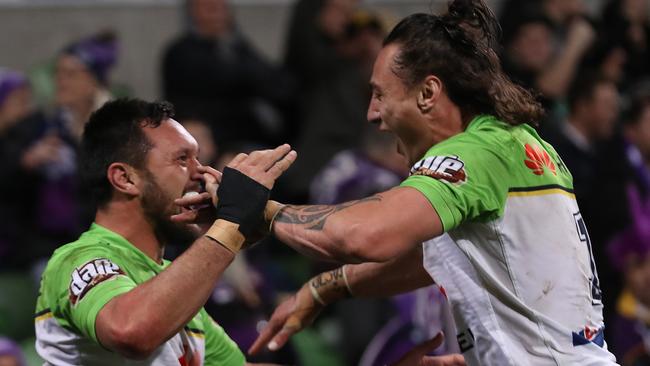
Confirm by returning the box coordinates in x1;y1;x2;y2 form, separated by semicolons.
282;9;387;202
0;337;26;366
599;0;650;87
543;73;619;209
310;123;407;205
500;12;555;110
608;185;650;365
284;0;360;88
0;68;35;268
10;32;118;268
0;69;32;132
500;0;595;101
162;0;295;147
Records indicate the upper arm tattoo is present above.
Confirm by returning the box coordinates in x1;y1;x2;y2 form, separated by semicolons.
275;196;382;230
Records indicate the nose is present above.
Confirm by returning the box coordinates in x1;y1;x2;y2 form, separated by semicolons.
367;99;381;125
189;159;204;182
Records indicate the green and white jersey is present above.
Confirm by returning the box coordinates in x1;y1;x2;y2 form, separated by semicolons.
34;223;245;366
401;115;618;365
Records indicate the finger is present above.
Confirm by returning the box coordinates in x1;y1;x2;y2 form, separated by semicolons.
420;354;465;366
203;173;219;206
249;320;283;355
265;150;297;178
170;210;198;223
227;153;248;169
267;325;298;352
174;192;212;207
246;149;272;166
448;354;466;366
197;165;222;182
257;144;292;172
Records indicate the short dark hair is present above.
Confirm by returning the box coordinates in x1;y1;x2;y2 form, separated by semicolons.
79;98;175;207
567;72;613;113
383;0;544;125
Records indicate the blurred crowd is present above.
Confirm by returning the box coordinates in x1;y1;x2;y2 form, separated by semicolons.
0;0;649;365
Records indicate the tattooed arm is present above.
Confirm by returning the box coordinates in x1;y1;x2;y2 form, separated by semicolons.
272;186;443;263
249;246;432;355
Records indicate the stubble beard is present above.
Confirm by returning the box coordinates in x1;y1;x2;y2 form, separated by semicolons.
140;169;198;248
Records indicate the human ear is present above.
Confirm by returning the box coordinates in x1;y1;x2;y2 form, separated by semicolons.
106;163;141;197
417;76;442;113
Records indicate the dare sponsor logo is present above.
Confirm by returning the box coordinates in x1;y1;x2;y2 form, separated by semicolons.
69;258;124;305
411;156;467;184
524;143;556;176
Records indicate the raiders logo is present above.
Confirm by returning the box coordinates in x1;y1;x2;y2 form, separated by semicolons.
69;258;124;305
410;156;467;184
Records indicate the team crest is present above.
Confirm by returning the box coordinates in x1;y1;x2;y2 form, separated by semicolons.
69;258;124;305
410;156;467;184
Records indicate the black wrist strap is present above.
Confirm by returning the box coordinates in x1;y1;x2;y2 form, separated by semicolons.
216;167;270;237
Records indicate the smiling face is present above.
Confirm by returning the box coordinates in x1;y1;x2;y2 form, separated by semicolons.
367;44;427;166
139;118;203;244
366;43;466;167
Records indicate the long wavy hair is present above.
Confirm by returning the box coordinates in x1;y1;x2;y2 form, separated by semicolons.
384;0;544;126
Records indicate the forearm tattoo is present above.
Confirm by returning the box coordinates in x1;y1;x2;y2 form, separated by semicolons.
275;196;382;230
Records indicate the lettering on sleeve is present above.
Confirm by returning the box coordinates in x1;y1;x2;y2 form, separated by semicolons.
69;258;125;306
410;156;467;185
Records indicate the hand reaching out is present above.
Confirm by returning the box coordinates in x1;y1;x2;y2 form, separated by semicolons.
248;284;323;355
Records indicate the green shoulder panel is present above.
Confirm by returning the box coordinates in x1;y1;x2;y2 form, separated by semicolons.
37;230;137;342
202;309;245;365
400;116;573;231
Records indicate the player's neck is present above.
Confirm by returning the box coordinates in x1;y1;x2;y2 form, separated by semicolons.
95;201;164;264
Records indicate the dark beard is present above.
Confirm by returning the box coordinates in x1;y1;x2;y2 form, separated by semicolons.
140;169;198;248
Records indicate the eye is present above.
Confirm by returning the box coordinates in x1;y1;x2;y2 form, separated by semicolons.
177;154;189;165
373;89;383;101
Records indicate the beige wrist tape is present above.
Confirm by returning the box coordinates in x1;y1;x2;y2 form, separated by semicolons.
205;219;245;254
264;200;286;232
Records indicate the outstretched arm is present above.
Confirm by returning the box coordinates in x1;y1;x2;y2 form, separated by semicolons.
271;187;443;263
249;246;433;355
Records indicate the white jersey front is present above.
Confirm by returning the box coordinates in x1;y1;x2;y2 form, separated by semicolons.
401;116;618;365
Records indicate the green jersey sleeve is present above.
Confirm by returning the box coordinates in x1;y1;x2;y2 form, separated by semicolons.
44;246;136;344
202;309;245;366
400;123;511;231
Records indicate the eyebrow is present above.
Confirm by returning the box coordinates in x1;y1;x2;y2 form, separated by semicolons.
172;146;194;156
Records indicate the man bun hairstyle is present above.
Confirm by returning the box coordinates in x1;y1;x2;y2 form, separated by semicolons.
79;98;175;207
384;0;544;126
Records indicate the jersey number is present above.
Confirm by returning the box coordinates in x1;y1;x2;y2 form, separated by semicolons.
573;212;602;305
